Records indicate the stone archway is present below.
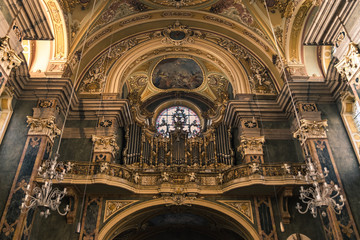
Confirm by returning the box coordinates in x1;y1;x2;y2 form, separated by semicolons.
98;198;260;240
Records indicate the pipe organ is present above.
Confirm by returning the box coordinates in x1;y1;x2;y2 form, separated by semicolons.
123;123;234;167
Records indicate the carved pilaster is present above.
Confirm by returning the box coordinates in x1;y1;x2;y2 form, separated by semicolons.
238;136;265;163
0;36;22;95
0;99;61;239
92;135;119;163
292;103;359;239
293;119;328;142
238;118;265;163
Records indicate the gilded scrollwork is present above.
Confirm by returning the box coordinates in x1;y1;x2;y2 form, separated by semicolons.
293;119;328;141
92;135;119;154
218;200;253;223
238;136;265;156
104;200;138;222
0;36;23;74
160;21;204;46
335;43;360;84
208;74;229;103
26;116;61;142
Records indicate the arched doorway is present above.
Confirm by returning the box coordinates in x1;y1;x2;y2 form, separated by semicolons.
99;199;260;240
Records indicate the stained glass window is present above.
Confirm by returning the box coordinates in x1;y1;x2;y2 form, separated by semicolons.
156;106;201;138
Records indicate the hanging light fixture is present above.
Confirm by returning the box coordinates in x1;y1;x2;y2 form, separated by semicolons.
21;154;72;218
295;155;345;217
19;0;99;218
261;0;346;218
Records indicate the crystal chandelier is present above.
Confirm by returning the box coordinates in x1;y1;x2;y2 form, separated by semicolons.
21;154;72;218
296;155;345;218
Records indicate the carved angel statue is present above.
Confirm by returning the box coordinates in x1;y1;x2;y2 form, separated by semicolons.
134;172;140;184
218;173;224;184
282;163;291;174
249;162;260;174
188;172;196;182
161;172;169;182
100;162;108;173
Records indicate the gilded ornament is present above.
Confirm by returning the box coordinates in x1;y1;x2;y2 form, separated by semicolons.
293;119;328;142
335;43;360;83
26;116;61;142
218;200;253;222
147;0;210;8
238;136;265;156
104;200;138;222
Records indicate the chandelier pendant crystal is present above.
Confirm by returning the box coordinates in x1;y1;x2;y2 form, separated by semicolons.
21;154;72;218
296;155;345;218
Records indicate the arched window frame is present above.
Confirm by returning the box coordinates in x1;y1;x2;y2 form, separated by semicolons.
155;106;201;138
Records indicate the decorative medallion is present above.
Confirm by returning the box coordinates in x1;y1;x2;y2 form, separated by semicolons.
218;200;254;223
104;200;138;222
161;21;202;46
152;58;203;90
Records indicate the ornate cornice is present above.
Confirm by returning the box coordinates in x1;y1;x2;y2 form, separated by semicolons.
26;116;61;141
293;119;328;141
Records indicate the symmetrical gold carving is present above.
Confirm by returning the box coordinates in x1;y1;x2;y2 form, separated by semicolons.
159;188;198;206
104;200;138;222
238;136;265;156
218;200;253;223
67;161;305;187
293;119;328;141
160;21;203;46
335;43;360;84
26;116;61;141
79;27;276;95
92;135;119;162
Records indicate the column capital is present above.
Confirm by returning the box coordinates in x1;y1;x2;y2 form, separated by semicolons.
91;135;119;162
293;119;328;141
238;136;265;156
26;116;61;142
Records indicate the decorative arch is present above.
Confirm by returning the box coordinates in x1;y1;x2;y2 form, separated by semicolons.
104;39;250;96
98;198;260;240
29;0;68;76
69;10;282;95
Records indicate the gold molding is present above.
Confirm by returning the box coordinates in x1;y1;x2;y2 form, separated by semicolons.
103;200;138;222
217;200;254;223
98;198;261;240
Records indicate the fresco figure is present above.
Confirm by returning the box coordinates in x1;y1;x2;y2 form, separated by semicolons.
152;58;203;90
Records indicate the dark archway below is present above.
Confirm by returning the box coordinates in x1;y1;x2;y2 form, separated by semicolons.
112;210;246;240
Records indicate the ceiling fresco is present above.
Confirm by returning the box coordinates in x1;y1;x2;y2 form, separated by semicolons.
24;0;321;100
152;58;204;90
